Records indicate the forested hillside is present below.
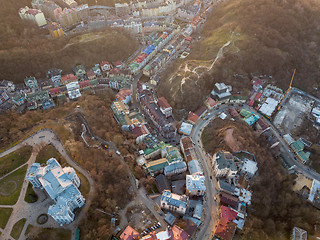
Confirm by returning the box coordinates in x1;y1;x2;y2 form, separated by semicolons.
0;0;137;83
158;0;320;111
202;119;320;239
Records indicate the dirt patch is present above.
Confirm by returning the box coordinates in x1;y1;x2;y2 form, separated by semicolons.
224;128;241;152
0;180;17;196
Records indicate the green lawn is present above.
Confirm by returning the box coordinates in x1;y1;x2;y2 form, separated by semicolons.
0;166;27;205
25;225;71;240
77;171;90;198
36;144;65;165
0;146;33;177
24;183;38;203
0;207;13;229
10;218;26;240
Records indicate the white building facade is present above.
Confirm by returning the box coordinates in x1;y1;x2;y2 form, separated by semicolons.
19;6;47;27
26;158;85;225
160;190;188;215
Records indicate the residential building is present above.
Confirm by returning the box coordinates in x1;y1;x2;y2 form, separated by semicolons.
100;61;112;72
220;192;238;209
291;227;307;240
48;22;64;38
160;190;189;215
47;68;62;87
210;83;232;102
145;158;169;175
141;229;172;240
91;64;102;77
115;3;130;17
0;89;9;105
61;73;77;84
218;180;236;195
120;225;139;240
204;97;217;110
39;79;53;90
161;146;183;163
187;112;198;124
73;65;86;80
115;89;131;105
58;7;79;28
171;225;190;240
155;174;171;193
164;212;176;226
187;160;203;175
66;81;81;99
214;206;238;240
179;122;193;136
212;151;238;179
57;0;78;8
164;161;187;176
186;174;206;196
40;1;62;21
86;70;96;80
308;179;320;208
157;97;172;118
26;158;85;225
24;76;38;90
19;6;47;27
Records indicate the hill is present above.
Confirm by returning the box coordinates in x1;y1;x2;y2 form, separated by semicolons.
202;118;320;239
157;0;320;112
0;0;137;83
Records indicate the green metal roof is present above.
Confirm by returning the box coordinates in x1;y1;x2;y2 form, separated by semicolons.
291;140;304;152
240;109;252;118
145;159;169;173
297;151;310;162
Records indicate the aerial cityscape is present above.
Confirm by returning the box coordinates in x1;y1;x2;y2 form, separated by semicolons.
0;0;319;239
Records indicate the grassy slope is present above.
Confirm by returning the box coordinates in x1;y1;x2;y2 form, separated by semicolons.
0;146;32;177
158;0;320;112
0;208;13;229
0;166;27;205
10;218;26;240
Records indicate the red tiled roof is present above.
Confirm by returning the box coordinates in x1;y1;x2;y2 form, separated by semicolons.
157;97;171;109
49;87;61;95
113;61;122;67
100;61;110;66
220;206;238;222
194;106;206;117
61;73;77;82
87;70;95;77
248;100;254;106
120;226;139;240
172;225;190;240
181;137;193;151
229;108;239;117
215;218;237;240
187;112;199;124
254;92;262;100
257;118;268;130
206;97;217;108
79;80;90;88
116;89;131;101
110;68;120;75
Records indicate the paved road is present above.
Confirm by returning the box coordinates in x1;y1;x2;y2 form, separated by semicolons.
244;105;320;181
191;106;228;240
0;129;96;240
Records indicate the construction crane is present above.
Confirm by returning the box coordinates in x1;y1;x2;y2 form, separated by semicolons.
277;68;296;110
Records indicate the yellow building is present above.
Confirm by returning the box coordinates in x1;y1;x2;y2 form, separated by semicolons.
58;8;79;28
19;6;47;27
48;22;64;38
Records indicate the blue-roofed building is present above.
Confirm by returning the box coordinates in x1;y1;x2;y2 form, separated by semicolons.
26;158;85;225
164;161;187;176
160;190;189;215
188;160;203;175
42;98;55;110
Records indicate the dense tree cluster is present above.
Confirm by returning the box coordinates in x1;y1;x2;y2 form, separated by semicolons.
202;118;320;239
